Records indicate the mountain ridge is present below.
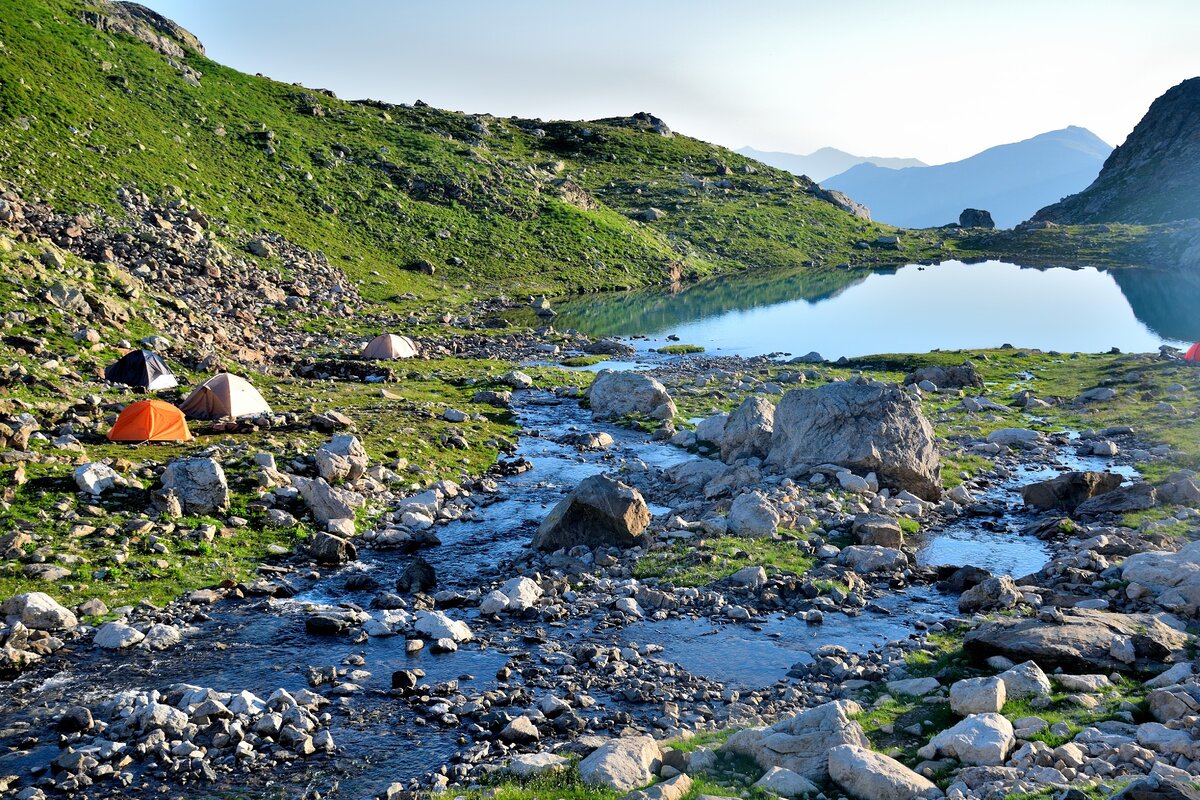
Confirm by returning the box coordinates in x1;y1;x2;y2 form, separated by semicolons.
824;126;1111;229
1032;78;1200;225
736;145;926;182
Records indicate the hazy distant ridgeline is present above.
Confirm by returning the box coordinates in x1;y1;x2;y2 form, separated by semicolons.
822;127;1112;229
736;146;926;183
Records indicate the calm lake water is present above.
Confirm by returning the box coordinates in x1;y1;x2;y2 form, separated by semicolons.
538;260;1198;358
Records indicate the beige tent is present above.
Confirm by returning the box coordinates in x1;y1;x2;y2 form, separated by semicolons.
362;333;419;360
179;373;272;420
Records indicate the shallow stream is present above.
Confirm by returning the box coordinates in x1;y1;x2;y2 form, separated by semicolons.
0;390;1127;795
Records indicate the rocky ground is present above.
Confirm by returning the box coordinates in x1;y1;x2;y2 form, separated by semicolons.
0;186;1199;800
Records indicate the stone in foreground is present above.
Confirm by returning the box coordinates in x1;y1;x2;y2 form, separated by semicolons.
1;592;77;630
949;676;1006;716
724;699;868;781
532;473;651;551
160;457;230;515
753;766;819;798
919;713;1014;766
1020;470;1123;512
588;371;677;422
766;380;941;500
828;744;942;800
963;609;1190;672
578;735;661;791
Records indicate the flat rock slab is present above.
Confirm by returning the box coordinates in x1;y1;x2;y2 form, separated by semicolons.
964;609;1190;673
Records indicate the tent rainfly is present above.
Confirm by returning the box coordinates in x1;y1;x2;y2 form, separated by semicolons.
362;334;418;360
179;373;272;420
104;349;178;390
1186;343;1200;362
107;399;193;442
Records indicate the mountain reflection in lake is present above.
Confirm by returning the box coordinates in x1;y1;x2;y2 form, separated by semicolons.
532;260;1197;358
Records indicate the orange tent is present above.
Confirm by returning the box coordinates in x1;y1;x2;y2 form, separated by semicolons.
107;399;194;443
1186;343;1200;362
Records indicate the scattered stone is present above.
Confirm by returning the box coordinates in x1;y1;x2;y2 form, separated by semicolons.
532;473;650;551
94;621;145;649
767;381;941;500
1;592;77;630
578;735;662;791
1020;471;1123;512
828;744;941;800
588;371;676;422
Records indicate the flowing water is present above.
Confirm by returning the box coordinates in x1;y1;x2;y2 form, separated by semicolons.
519;260;1200;358
0;388;1129;795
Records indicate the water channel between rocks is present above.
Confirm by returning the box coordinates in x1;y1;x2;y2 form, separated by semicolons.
1;387;1133;794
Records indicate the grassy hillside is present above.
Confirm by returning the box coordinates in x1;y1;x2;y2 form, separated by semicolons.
0;0;949;301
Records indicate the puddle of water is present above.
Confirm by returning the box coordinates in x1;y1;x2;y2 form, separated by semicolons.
623;589;952;688
917;527;1048;577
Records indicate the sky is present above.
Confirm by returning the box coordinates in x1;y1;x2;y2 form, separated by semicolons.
140;0;1200;165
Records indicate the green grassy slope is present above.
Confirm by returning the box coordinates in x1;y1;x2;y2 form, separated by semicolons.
0;0;949;300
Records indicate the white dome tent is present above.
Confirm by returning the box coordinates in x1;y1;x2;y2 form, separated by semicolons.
362;333;419;360
179;373;272;420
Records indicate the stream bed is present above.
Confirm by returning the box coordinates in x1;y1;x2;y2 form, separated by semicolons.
0;388;1129;797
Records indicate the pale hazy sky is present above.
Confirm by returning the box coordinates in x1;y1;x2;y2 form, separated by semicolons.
141;0;1200;165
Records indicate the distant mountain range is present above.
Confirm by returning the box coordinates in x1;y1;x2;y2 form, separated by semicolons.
820;127;1112;229
1033;78;1200;225
735;146;925;183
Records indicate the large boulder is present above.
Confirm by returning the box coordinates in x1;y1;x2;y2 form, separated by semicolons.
958;575;1022;613
766;381;941;500
753;766;819;798
397;557;437;593
1075;482;1157;516
903;363;983;390
1;592;77;630
1147;684;1200;723
958;209;995;229
828;744;942;800
1020;471;1124;512
1159;472;1200;506
1122;541;1200;614
963;609;1190;673
315;435;368;483
950;676;1006;716
578;736;661;791
694;413;729;447
74;463;119;496
721;395;775;463
919;714;1014;766
852;514;904;548
292;476;365;531
532;474;650;551
1107;774;1200;800
724;699;868;781
160;457;229;515
94;621;145;649
587;371;676;422
414;610;472;642
728;490;780;537
996;660;1052;700
307;531;357;565
839;546;908;573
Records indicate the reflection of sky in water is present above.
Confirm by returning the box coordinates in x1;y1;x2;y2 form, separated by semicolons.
556;261;1194;359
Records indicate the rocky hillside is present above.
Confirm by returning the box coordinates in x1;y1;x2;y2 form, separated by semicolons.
1033;78;1200;225
0;0;949;300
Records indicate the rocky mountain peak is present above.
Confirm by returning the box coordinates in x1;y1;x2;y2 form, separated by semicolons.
1032;77;1200;224
83;0;205;59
